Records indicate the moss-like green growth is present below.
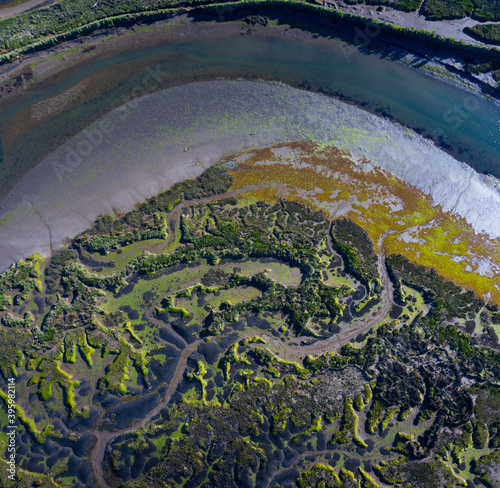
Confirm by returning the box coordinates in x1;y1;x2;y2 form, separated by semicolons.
156;296;189;320
240;336;267;346
415;408;434;425
451;421;473;464
78;333;95;367
251;347;309;379
359;467;381;488
304;352;334;372
2;311;33;327
99;351;130;395
331;218;379;290
363;383;373;403
332;397;367;448
186;360;208;403
340;468;361;487
392;432;417;455
274;356;309;375
26;356;41;371
3;164;500;486
87;333;107;349
386;254;483;319
0;293;12;311
354;394;365;411
297;464;341;488
14;349;24;368
64;337;76;364
472;449;500;486
465;23;500;45
373;458;407;485
399;407;412;421
27;355;82;418
380;406;400;431
124;321;143;344
63;262;126;292
0;387;54;442
99;338;149;394
376;457;466;487
472;419;489;449
253;377;273;387
421;0;474;20
367;400;384;434
0;254;44;307
220;343;251;381
271;401;291;435
0;328;32;378
293;416;322;443
128;431;150;452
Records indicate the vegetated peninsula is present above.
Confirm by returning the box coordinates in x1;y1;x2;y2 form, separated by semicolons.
0;149;500;488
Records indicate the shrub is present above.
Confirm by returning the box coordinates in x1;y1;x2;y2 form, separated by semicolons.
465;24;500;45
471;0;500;20
422;0;474;20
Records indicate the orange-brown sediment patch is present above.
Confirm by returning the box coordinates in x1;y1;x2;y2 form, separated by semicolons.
226;141;500;304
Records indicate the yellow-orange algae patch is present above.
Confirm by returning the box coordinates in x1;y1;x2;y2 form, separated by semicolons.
225;141;500;304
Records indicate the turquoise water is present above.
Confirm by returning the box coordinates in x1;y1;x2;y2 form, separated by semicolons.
0;29;499;198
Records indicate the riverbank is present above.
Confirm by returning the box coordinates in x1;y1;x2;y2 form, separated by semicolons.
2;0;500;86
331;0;494;45
1;15;499;206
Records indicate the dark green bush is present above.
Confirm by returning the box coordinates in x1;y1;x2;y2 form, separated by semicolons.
465;24;500;45
386;254;483;318
464;62;493;73
472;0;500;20
422;0;474;20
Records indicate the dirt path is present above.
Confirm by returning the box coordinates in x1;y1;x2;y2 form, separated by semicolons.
89;338;202;488
260;233;393;361
86;186;265;273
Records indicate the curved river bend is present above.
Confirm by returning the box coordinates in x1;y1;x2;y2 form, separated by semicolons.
0;24;499;192
0;23;499;270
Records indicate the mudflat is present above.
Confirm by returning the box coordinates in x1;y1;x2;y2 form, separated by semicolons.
1;79;499;272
